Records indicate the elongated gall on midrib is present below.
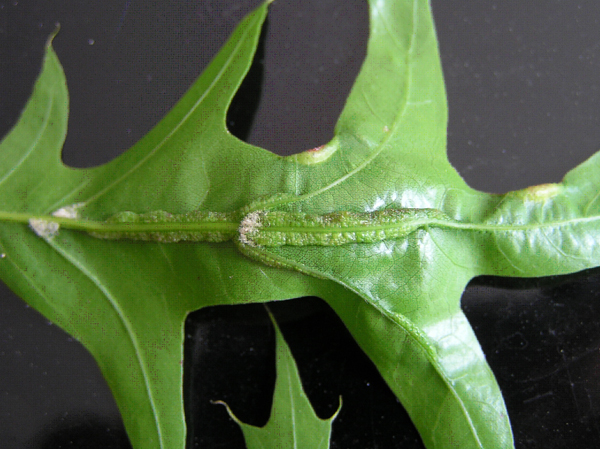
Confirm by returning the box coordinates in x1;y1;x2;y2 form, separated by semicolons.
240;209;449;247
89;208;452;246
89;210;238;243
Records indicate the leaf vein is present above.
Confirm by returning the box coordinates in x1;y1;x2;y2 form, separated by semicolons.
46;239;166;449
0;93;54;189
84;15;260;206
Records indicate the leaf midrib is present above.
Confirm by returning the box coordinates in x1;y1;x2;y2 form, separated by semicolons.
2;208;599;243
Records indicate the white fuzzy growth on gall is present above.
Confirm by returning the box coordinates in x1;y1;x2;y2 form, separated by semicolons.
28;203;85;239
238;211;263;247
52;202;85;219
29;219;59;239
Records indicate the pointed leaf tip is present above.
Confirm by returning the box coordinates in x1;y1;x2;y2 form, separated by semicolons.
45;23;61;49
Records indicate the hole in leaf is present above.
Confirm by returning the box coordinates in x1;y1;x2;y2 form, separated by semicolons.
227;0;368;156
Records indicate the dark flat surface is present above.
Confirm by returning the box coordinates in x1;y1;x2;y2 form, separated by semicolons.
1;1;600;448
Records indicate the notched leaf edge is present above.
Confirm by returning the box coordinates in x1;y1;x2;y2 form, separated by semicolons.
212;308;341;448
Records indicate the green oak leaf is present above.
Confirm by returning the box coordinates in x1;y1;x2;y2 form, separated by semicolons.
216;309;339;449
0;1;599;449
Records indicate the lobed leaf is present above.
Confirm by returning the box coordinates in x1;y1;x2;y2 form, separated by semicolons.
1;1;600;449
0;4;319;449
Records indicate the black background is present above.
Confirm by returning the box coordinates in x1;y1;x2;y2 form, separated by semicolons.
1;1;600;448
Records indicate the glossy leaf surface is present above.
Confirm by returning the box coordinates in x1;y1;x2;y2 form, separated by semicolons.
1;1;599;449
